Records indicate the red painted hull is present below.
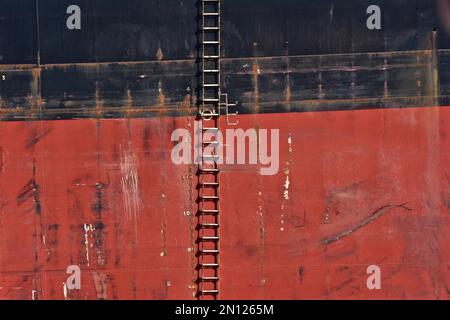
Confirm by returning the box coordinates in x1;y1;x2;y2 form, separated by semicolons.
0;106;449;299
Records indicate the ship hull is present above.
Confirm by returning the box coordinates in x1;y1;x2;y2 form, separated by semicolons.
1;106;449;300
1;0;450;300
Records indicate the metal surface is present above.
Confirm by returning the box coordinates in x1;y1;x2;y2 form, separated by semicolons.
0;0;449;300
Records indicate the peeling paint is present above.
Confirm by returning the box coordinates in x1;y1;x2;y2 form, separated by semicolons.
83;223;95;267
283;175;290;201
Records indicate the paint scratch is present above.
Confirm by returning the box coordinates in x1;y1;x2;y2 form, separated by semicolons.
321;203;412;245
120;144;142;237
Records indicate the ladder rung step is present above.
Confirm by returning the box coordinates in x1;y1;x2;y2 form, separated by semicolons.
201;263;219;267
203;98;219;102
200;209;219;214
202;127;219;131
201;197;219;201
201;290;219;294
203;83;219;87
199;168;219;173
202;223;219;227
201;182;219;186
202;141;219;144
204;70;219;73
200;236;219;240
201;249;219;254
201;276;219;280
202;27;220;31
203;12;219;16
203;41;220;44
203;55;220;58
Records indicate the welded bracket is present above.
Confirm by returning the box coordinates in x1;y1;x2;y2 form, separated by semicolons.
220;93;239;125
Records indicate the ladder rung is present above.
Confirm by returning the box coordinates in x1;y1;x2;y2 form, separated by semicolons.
199;168;219;173
202;27;220;31
201;290;219;294
204;56;220;59
202;223;219;227
202;141;219;144
201;263;219;267
203;98;219;102
204;83;219;87
201;195;219;200
203;12;219;16
200;236;219;240
204;70;219;73
202;127;219;131
200;209;219;214
203;41;219;44
201;182;219;186
202;276;219;281
201;249;219;254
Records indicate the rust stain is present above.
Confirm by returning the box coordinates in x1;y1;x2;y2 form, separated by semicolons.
31;67;42;113
94;81;103;118
158;79;166;115
180;87;192;114
252;59;260;113
156;48;164;61
125;88;133;118
285;73;292;111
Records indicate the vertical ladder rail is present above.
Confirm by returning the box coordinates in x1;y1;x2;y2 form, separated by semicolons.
198;0;221;300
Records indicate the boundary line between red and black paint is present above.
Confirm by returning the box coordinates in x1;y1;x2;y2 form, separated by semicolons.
0;99;450;122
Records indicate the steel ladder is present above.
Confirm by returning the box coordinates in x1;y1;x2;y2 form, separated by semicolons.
197;0;221;300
